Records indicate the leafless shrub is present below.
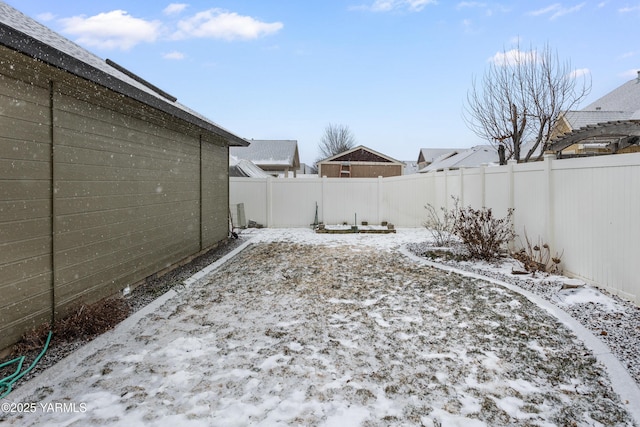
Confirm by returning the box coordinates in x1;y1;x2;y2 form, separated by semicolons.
512;230;563;275
453;205;516;261
423;197;460;247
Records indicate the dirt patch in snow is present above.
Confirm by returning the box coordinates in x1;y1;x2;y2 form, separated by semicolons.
3;241;634;426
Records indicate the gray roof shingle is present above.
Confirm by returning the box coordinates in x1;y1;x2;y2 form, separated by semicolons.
583;76;640;112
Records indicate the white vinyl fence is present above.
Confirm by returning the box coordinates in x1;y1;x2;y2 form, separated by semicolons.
231;153;640;304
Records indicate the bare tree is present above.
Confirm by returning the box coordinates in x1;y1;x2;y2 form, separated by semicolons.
317;123;356;161
464;43;591;162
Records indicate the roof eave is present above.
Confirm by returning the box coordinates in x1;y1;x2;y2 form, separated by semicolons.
0;23;249;147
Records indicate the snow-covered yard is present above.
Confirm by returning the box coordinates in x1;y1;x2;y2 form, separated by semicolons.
2;228;639;426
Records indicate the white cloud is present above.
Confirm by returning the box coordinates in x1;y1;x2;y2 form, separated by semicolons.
163;3;188;15
59;10;162;50
619;51;639;59
528;3;585;20
569;68;590;79
489;48;538;66
619;5;640;13
173;9;283;41
36;12;56;22
456;2;486;9
621;69;640;79
163;51;185;60
355;0;437;12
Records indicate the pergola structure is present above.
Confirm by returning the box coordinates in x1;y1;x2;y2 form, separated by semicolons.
549;120;640;157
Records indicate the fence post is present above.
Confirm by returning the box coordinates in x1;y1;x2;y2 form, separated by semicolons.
480;164;486;208
507;159;517;212
321;176;327;224
444;168;449;209
266;176;273;228
377;176;383;225
544;154;556;253
459;168;465;207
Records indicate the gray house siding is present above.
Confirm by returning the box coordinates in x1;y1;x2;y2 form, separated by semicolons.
0;54;53;349
202;140;230;247
0;42;236;350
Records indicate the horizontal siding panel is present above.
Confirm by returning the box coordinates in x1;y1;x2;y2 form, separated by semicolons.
54;208;197;251
55;162;197;182
0;138;50;162
54;200;199;234
0;158;51;180
0;217;50;243
55;237;200;304
55;180;197;199
0;181;50;201
0;236;50;265
53;126;199;166
0;117;49;148
55;189;199;216
55;216;199;270
0;255;50;296
0;199;50;222
0;273;51;316
0;294;51;347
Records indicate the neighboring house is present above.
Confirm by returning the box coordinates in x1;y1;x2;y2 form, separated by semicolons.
317;145;404;178
403;160;420;175
420;145;499;172
417;148;461;169
297;163;317;176
550;73;640;156
230;139;300;177
0;4;247;350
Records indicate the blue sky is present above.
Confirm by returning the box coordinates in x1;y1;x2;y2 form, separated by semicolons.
6;1;640;165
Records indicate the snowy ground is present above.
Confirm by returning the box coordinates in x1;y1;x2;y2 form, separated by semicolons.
2;228;639;426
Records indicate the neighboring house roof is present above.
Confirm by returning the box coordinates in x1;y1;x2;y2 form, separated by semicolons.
229;156;270;178
420;145;498;172
0;3;248;147
556;74;640;135
418;148;461;164
561;110;634;130
230;140;300;168
582;74;640;112
319;145;404;165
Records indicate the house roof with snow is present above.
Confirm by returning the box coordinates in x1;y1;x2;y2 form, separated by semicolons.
420;145;498;172
230;139;300;169
0;2;248;147
417;148;461;165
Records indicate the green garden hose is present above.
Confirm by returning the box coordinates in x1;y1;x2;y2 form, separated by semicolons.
0;331;52;399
